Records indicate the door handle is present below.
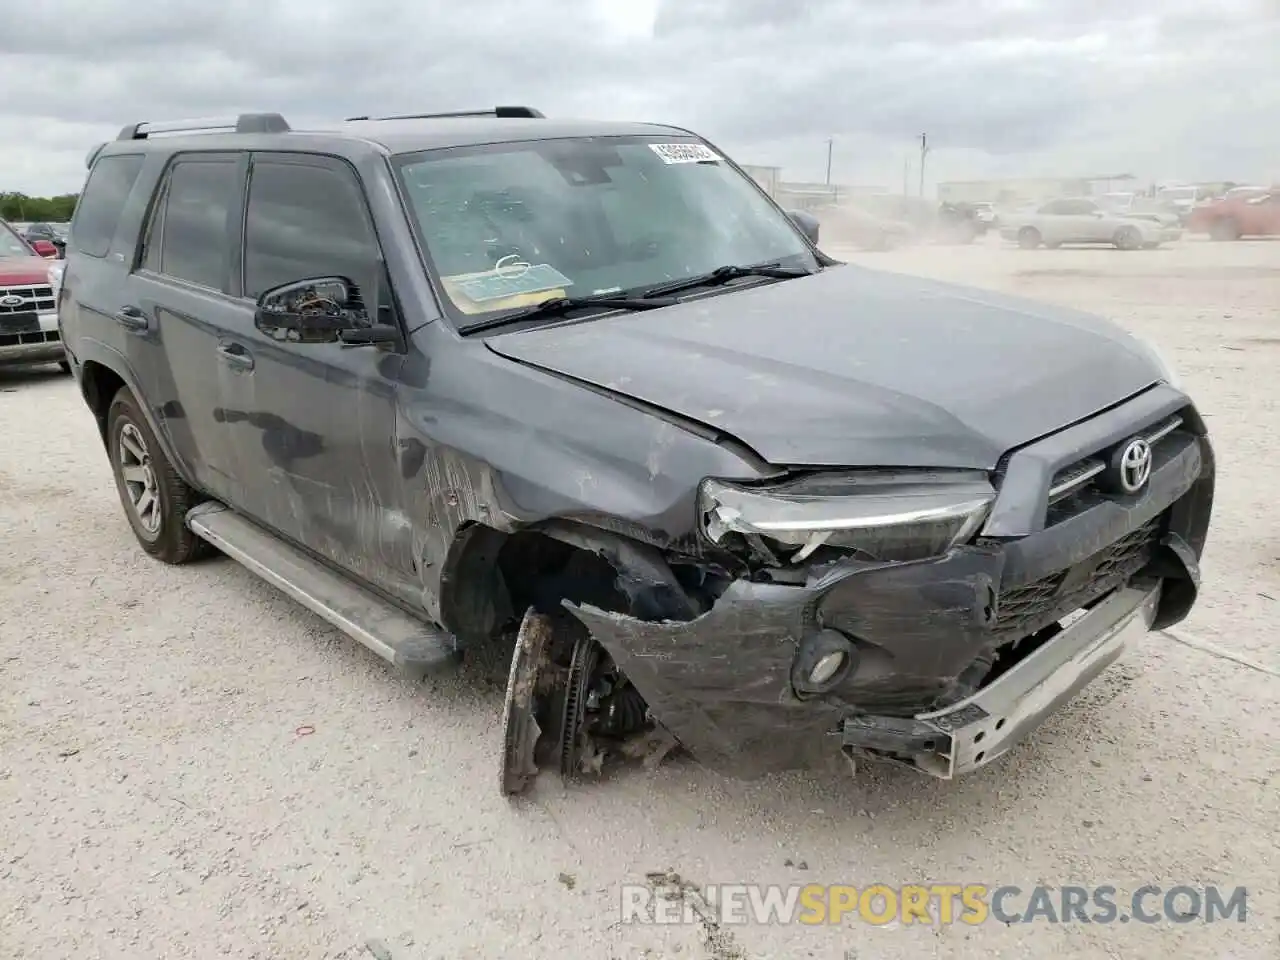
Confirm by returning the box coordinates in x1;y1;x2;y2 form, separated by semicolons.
115;306;149;331
216;341;255;372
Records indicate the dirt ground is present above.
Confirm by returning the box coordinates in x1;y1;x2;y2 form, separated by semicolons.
2;235;1277;960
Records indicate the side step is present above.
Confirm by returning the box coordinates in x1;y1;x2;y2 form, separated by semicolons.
186;502;458;673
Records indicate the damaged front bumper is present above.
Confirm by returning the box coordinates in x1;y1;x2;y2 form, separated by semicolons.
566;394;1212;781
850;582;1159;778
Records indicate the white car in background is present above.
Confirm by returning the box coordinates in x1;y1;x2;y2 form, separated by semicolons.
1000;197;1180;250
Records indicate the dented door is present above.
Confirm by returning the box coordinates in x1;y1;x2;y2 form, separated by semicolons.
218;152;420;602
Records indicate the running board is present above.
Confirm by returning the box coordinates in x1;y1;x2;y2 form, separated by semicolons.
186;502;458;673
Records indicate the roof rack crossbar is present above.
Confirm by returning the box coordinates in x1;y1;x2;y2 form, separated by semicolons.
116;113;291;141
343;106;545;122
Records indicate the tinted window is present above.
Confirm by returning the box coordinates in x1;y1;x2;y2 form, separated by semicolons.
1042;199;1094;215
157;158;238;290
243;160;379;301
73;154;144;257
140;181;166;273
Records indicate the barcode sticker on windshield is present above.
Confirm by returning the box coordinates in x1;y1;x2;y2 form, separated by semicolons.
649;143;719;165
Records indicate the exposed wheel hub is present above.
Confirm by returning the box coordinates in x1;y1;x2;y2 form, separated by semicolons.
499;608;656;796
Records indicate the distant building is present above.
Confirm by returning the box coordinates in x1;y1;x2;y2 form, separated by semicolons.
937;175;1137;206
773;181;891;211
739;164;782;197
739;165;889;206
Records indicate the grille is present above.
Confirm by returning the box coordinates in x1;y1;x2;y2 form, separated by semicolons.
1044;413;1185;526
0;284;56;314
0;329;60;348
995;516;1162;637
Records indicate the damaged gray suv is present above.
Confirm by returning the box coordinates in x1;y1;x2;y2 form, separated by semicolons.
59;107;1213;794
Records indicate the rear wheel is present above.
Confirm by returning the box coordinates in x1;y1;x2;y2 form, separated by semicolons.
106;387;210;564
1017;227;1042;249
1113;226;1143;250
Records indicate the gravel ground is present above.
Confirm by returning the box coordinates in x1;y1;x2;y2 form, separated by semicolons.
2;236;1277;960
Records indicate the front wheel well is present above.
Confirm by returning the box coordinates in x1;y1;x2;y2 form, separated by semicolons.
440;521;704;647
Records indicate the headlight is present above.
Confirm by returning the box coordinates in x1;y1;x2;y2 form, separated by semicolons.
699;470;996;564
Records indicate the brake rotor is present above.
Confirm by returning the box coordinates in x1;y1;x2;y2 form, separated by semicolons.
557;632;602;778
499;608;553;796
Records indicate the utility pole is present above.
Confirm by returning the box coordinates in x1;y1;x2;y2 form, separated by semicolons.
825;138;833;186
902;157;910;196
918;133;930;198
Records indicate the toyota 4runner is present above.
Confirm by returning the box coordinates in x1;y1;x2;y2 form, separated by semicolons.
58;108;1214;794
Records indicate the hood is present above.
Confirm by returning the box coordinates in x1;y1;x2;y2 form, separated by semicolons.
485;265;1163;470
0;255;52;286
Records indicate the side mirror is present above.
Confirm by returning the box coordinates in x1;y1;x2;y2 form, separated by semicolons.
254;276;398;347
31;239;58;259
786;209;821;244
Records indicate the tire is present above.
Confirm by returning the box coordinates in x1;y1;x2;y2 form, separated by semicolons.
1209;218;1241;241
1017;227;1042;249
1113;227;1142;250
106;387;210;564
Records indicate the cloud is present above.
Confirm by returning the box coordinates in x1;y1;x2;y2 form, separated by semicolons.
1;0;1277;197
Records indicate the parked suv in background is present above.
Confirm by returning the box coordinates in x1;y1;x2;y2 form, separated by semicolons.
1;218;67;371
59;109;1213;796
19;221;68;259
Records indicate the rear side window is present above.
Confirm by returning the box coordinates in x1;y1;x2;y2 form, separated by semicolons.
73;154;144;257
242;158;380;301
1040;199;1094;216
150;158;239;291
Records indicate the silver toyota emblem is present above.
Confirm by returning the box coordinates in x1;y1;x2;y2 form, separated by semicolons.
0;294;24;308
1118;438;1153;493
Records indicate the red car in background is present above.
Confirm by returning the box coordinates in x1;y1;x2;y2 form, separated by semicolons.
1186;189;1280;240
0;219;67;372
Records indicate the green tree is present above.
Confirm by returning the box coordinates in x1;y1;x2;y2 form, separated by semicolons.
0;192;79;222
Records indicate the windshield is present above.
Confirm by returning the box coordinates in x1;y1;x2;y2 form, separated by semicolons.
0;223;33;257
393;136;817;321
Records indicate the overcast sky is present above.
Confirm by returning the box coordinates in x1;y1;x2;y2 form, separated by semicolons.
3;0;1278;197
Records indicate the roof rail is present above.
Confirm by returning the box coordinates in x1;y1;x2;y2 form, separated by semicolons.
115;113;291;141
343;106;545;122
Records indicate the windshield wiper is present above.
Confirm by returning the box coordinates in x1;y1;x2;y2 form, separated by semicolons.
639;262;816;299
458;293;677;335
